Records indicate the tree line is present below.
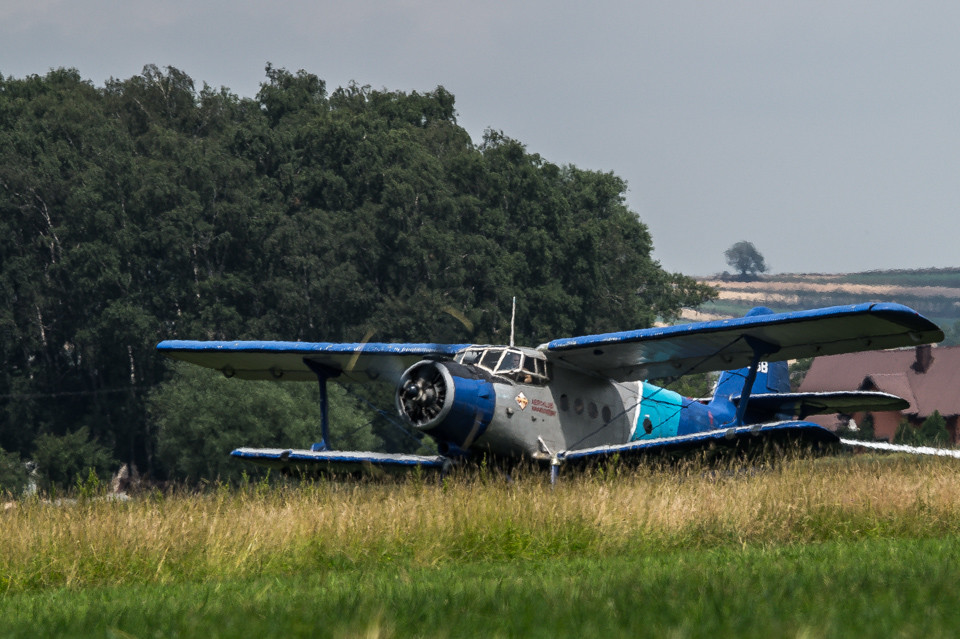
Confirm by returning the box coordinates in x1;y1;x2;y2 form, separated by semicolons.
0;65;714;489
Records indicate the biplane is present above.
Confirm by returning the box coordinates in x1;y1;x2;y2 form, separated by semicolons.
157;303;947;481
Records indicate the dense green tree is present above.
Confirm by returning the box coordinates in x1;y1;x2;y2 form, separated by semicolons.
150;363;381;483
919;411;950;446
894;420;923;446
0;65;715;483
31;426;114;491
893;412;951;447
0;447;29;495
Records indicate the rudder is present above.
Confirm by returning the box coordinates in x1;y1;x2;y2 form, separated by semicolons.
710;307;790;407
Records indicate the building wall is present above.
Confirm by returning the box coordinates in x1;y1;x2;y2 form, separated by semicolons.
869;411;903;443
860;411;960;444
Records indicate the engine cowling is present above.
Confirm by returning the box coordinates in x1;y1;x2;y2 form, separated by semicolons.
396;360;496;451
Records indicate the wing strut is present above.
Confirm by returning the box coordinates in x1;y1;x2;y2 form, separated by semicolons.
304;359;342;451
732;336;779;427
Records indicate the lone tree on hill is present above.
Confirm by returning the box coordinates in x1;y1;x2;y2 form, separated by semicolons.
725;241;767;280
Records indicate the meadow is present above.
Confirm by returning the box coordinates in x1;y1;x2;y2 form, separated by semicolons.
3;453;960;637
696;268;960;331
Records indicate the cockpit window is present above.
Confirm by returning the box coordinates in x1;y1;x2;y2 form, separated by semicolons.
458;349;482;366
498;351;521;373
529;357;545;377
480;349;502;371
455;347;550;385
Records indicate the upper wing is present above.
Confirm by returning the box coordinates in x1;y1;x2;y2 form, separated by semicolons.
541;303;943;381
156;340;470;384
738;391;909;420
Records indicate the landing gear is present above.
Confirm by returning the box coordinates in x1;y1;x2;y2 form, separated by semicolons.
304;359;341;452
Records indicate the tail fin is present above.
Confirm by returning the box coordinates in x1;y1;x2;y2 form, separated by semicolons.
704;308;911;425
712;359;790;403
710;307;790;407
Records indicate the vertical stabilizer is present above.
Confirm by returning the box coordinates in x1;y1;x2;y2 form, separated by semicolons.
710;307;790;409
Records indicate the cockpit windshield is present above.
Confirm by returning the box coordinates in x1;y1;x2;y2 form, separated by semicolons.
454;346;550;384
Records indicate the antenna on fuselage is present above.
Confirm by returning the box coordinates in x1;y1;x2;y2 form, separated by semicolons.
509;296;516;347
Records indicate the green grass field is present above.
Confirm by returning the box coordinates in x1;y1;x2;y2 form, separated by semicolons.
4;454;960;637
841;269;960;288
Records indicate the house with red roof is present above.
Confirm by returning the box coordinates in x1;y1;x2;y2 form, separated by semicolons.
798;345;960;442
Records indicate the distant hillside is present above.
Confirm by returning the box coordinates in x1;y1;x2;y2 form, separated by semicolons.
686;269;960;343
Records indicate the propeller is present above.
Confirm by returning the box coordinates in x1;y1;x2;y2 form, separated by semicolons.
397;361;455;429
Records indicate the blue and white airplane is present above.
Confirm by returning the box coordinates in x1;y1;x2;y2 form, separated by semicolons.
157;304;944;480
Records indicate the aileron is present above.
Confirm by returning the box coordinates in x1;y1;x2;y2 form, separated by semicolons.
541;303;943;381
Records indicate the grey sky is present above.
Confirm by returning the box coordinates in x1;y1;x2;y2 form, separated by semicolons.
3;1;959;275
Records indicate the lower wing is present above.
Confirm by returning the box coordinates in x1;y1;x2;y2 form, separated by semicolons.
559;421;839;463
230;448;450;475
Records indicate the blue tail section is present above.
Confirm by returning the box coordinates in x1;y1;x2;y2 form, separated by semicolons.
712;358;791;403
630;308;795;440
708;307;790;419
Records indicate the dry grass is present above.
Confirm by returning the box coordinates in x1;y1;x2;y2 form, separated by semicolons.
702;277;960;299
3;454;960;594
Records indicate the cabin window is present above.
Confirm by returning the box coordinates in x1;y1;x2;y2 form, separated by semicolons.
515;354;550;385
559;394;569;411
529;357;550;378
574;398;584;415
454;347;551;385
588;402;598;419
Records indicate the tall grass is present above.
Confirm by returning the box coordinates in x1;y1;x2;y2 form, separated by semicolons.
3;454;960;594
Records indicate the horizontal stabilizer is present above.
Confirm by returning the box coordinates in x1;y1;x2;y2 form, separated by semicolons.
840;439;960;458
543;303;943;381
157;341;468;384
230;447;450;474
559;421;839;463
735;391;909;419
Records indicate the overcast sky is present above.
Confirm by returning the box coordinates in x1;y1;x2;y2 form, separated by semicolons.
3;1;959;275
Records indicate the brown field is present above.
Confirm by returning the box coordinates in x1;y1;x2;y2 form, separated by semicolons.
686;272;960;323
709;279;960;299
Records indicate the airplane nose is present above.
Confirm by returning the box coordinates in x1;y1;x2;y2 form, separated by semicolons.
404;379;437;405
397;361;453;428
396;360;496;450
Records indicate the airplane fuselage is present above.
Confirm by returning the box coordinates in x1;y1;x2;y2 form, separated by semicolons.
396;344;743;462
